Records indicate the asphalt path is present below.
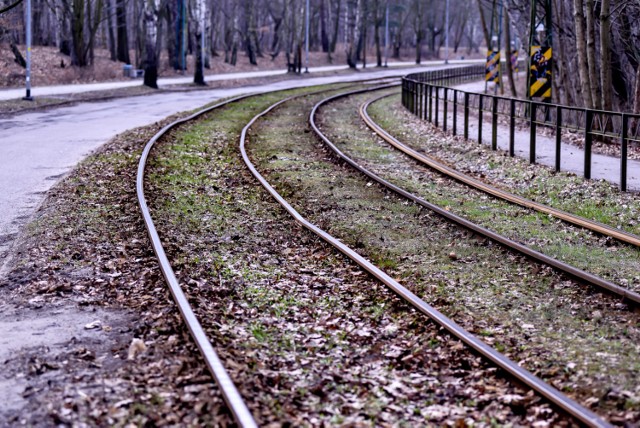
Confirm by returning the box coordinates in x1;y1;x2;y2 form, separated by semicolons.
0;61;467;101
0;65;438;271
450;80;640;191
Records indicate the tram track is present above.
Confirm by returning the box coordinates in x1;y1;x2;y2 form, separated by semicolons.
360;92;640;248
136;77;638;426
313;87;640;304
241;86;618;426
134;78;419;426
305;86;639;424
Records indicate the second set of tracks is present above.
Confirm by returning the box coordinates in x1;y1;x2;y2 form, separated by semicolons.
137;76;640;427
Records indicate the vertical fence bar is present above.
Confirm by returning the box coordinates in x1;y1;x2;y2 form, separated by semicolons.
529;102;537;163
509;99;515;157
621;113;628;192
464;92;469;140
435;87;440;127
555;107;562;172
428;85;433;122
417;83;421;118
443;88;448;132
584;110;593;179
478;95;483;144
453;90;458;136
425;84;430;120
412;81;417;114
491;96;498;150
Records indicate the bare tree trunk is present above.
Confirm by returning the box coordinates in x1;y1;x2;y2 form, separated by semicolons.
193;0;207;84
599;0;612;111
373;0;381;66
346;0;358;68
476;0;490;51
329;0;341;54
70;0;86;66
106;0;117;60
504;9;516;97
245;0;258;65
633;65;640;114
116;0;130;63
573;0;593;108
142;0;158;88
360;0;367;67
585;0;600;109
320;0;329;52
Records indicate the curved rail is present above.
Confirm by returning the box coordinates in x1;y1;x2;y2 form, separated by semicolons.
135;76;401;427
137;94;259;428
315;87;640;304
240;87;610;427
360;92;640;248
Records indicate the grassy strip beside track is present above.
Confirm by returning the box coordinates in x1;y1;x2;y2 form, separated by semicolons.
369;95;640;238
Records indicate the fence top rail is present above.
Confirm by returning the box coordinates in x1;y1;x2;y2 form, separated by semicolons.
403;72;640;121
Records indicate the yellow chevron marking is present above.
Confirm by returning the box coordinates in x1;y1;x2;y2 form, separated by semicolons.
530;79;546;97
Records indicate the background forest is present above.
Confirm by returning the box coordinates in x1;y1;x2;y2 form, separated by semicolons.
1;0;640;114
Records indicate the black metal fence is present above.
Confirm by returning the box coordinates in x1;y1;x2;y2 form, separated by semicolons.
402;65;638;191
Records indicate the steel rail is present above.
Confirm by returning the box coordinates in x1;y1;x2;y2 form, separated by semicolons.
135;77;401;427
239;86;610;428
137;93;260;428
316;87;640;305
306;87;616;427
361;92;640;249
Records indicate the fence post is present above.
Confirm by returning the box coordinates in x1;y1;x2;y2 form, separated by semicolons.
453;90;458;136
529;102;537;164
435;87;440;127
428;85;433;122
491;96;498;150
478;94;483;145
464;92;469;140
621;113;628;192
412;81;417;114
555;107;562;172
443;88;448;132
509;99;515;157
420;84;425;119
584;109;593;179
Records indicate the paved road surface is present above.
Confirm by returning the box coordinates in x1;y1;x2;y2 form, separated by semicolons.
0;60;480;101
0;65;437;272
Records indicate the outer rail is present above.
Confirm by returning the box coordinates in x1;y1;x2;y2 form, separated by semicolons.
240;87;610;427
362;92;640;248
356;92;640;304
137;94;259;428
315;87;640;305
134;76;403;427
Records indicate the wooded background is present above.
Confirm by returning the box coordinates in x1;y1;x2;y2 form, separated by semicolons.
2;0;640;114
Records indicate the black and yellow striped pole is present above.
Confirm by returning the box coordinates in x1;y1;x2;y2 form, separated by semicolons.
529;46;552;100
527;0;552;103
485;50;500;84
484;0;503;94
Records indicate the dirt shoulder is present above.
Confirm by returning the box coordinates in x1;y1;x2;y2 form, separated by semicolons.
0;109;233;425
